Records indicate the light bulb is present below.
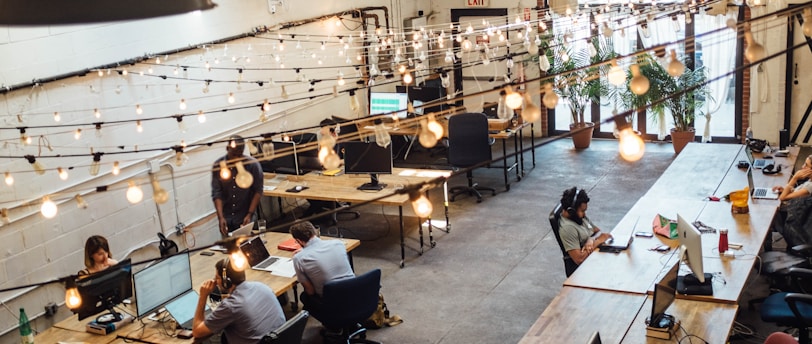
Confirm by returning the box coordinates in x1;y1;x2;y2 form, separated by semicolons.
427;115;444;139
230;250;249;271
667;50;685;77
136;104;143;115
528;42;539;55
227;92;235;104
744;31;766;62
337;76;345;86
74;129;82;140
234;161;254;189
403;72;413;85
4;172;13;186
261;141;275;160
198;110;207;123
26;156;46;175
179;99;187;110
75;194;88;209
136;120;143;133
151;178;169;204
618;126;645;162
219;161;231;180
410;191;432;218
462;38;472;51
542;84;559;109
112;161;120;175
58;167;68;180
94;108;101;118
262;99;271;112
506;58;514;69
602;23;613;37
640;23;651;38
350;92;361;117
672;16;681;32
53;112;60;122
440;73;450;88
419;119;439;148
280;86;289;99
65;282;82;309
587;44;597;58
804;9;812;37
539;54;551;72
504;88;524;109
398;64;407;74
629;65;650;95
607;60;626;86
374;119;392;148
323;149;341;170
0;208;9;224
126;181;143;204
41;196;57;219
521;94;542;123
89;153;101;176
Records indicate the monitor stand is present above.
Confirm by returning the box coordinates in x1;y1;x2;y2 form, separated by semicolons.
358;173;386;191
96;302;124;324
676;273;713;295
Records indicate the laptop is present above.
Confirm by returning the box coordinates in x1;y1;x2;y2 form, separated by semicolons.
745;146;770;169
164;290;210;330
239;236;290;272
599;217;638;252
747;167;779;200
229;221;254;238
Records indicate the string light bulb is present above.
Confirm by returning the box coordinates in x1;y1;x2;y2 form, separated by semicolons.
112;161;120;175
426;114;444;139
74;129;82;140
20;129;31;145
227;92;235;104
542;83;559;109
136;120;143;133
504;87;524;109
521;94;542;123
53;112;60;122
667;50;685;77
349;90;361;117
616;117;645;162
280;86;289;99
65;279;81;310
418;119;439;148
607;59;626;86
179;99;187;110
0;208;9;224
94;108;101;118
402;72;413;85
41;196;57;219
373;119;392;148
75;194;88;209
89;153;102;176
58;167;68;180
229;247;249;272
803;8;812;37
410;191;433;218
4;172;13;186
25;155;46;175
135;104;143;115
126;181;143;204
744;30;766;62
234;161;254;189
151;176;169;204
629;64;650;95
198;110;207;123
262;99;271;112
219;161;231;180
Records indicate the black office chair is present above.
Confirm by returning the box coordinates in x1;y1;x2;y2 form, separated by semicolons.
761;267;812;344
447;113;496;203
260;310;309;344
550;203;578;277
157;232;178;258
314;269;381;344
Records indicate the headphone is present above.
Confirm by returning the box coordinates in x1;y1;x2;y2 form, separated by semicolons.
220;257;233;290
763;164;782;175
566;188;583;224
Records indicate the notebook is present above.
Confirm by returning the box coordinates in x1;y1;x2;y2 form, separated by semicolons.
599;217;638;252
745;146;771;169
747;167;779;200
164;290;210;330
277;237;302;251
239;237;290;272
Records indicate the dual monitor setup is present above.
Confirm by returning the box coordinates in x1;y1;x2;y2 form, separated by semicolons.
369;85;448;120
70;252;200;333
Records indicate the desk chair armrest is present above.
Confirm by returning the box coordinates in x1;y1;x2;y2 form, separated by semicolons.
784;293;812;325
791;244;812;257
788;267;812;279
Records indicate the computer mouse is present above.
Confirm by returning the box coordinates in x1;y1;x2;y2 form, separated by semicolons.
295;185;303;191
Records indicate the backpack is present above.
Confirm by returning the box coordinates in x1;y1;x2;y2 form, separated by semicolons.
363;293;402;329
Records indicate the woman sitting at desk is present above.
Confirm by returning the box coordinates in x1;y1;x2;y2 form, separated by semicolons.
78;235;118;276
773;154;812;201
559;187;612;267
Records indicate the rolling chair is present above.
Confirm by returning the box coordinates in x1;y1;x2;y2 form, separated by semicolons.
761;267;812;344
447;113;496;203
550;203;578;277
314;269;381;344
260;310;310;344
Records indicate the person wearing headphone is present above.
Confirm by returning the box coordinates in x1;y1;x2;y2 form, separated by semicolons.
211;134;264;237
558;187;612;267
193;258;285;343
289;221;354;319
773;154;812;201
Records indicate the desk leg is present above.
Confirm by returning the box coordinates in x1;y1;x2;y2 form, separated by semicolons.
292;284;299;312
444;181;451;233
419;217;425;256
502;138;510;191
530;123;536;167
514;131;522;181
399;206;405;268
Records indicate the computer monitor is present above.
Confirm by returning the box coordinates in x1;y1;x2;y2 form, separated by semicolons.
133;251;192;319
72;258;133;322
649;263;678;328
370;92;408;119
254;140;300;175
676;214;713;295
396;85;448;114
343;141;393;191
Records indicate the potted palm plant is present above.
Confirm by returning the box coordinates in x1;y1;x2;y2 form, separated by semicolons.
549;37;617;149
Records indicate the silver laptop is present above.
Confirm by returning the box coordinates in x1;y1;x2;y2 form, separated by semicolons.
229;221;254;238
600;217;638;251
239;236;290;272
747;167;779;199
745;146;770;169
164;290;210;330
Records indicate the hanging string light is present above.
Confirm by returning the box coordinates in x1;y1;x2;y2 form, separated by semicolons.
53;112;61;122
615;116;645;162
25;155;46;175
744;29;766;62
65;278;81;310
74;129;82;140
151;176;169;204
542;83;559;109
803;8;812;37
57;167;68;181
234;161;254;189
89;153;102;176
74;194;88;209
179;99;187;110
136;120;143;133
0;208;9;224
373;118;391;148
94;108;101;119
410;190;433;218
667;50;685;77
629;64;650;95
521;94;542;123
418;118;439;148
126;181;144;204
607;59;626;86
504;87;524;109
4;172;13;186
41;196;57;219
219;161;231;180
112;161;120;175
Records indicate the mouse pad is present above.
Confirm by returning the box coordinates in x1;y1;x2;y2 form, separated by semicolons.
285;186;309;193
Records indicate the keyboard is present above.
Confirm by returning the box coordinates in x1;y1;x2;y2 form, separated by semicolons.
255;257;279;269
754;188;767;197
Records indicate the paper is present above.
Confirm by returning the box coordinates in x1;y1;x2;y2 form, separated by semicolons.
270;259;296;278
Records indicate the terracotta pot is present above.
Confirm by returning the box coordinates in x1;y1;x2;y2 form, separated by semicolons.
670;128;696;154
570;122;595;149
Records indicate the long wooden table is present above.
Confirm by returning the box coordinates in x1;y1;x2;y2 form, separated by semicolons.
36;233;359;344
264;167;451;268
521;143;800;343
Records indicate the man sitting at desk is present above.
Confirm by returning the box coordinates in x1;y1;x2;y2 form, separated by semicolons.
290;221;354;318
193;258;285;343
559;187;612;267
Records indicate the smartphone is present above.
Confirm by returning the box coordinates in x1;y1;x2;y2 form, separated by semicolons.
200;251;215;256
635;231;654;238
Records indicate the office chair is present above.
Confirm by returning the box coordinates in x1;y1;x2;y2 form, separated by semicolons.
447;113;496;203
761;267;812;344
749;245;812;310
550;203;578;277
314;269;381;344
260;310;310;344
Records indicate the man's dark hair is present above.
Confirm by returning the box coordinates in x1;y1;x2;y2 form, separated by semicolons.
215;258;246;286
290;221;317;243
228;134;245;148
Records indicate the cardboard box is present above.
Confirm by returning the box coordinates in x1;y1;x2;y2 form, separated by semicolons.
488;119;510;131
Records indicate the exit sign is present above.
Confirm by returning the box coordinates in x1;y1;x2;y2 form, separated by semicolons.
466;0;489;7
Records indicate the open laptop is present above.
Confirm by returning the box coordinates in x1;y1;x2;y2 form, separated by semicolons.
747;167;779;200
229;221;254;238
745;146;770;169
599;217;638;252
164;290;210;330
239;236;290;272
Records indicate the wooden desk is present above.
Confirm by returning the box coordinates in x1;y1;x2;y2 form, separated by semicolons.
622;296;738;344
518;287;647;344
490;121;535;191
645;144;743;200
264;168;450;267
38;234;359;344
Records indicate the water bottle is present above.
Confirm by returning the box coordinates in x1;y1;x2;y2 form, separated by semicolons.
719;228;729;254
745;127;753;141
19;308;33;344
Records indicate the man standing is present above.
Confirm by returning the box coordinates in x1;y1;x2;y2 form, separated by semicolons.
289;221;354;317
193;258;285;343
212;135;264;236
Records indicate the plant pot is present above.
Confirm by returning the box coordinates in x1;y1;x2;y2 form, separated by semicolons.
570;122;595;149
670;128;696;154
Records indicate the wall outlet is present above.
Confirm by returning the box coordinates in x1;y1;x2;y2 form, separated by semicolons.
44;302;57;317
175;223;186;236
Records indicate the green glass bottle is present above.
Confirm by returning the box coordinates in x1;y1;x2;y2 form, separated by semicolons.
19;307;33;344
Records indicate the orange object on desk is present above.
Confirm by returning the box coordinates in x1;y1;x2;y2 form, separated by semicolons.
277;238;301;251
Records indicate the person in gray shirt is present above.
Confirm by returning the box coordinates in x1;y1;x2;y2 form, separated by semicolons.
559;187;612;269
289;221;354;318
193;258;285;344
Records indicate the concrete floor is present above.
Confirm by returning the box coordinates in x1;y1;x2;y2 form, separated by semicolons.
281;138;785;344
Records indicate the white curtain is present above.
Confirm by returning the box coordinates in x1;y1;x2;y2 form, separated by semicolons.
638;15;684;140
695;9;738;142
